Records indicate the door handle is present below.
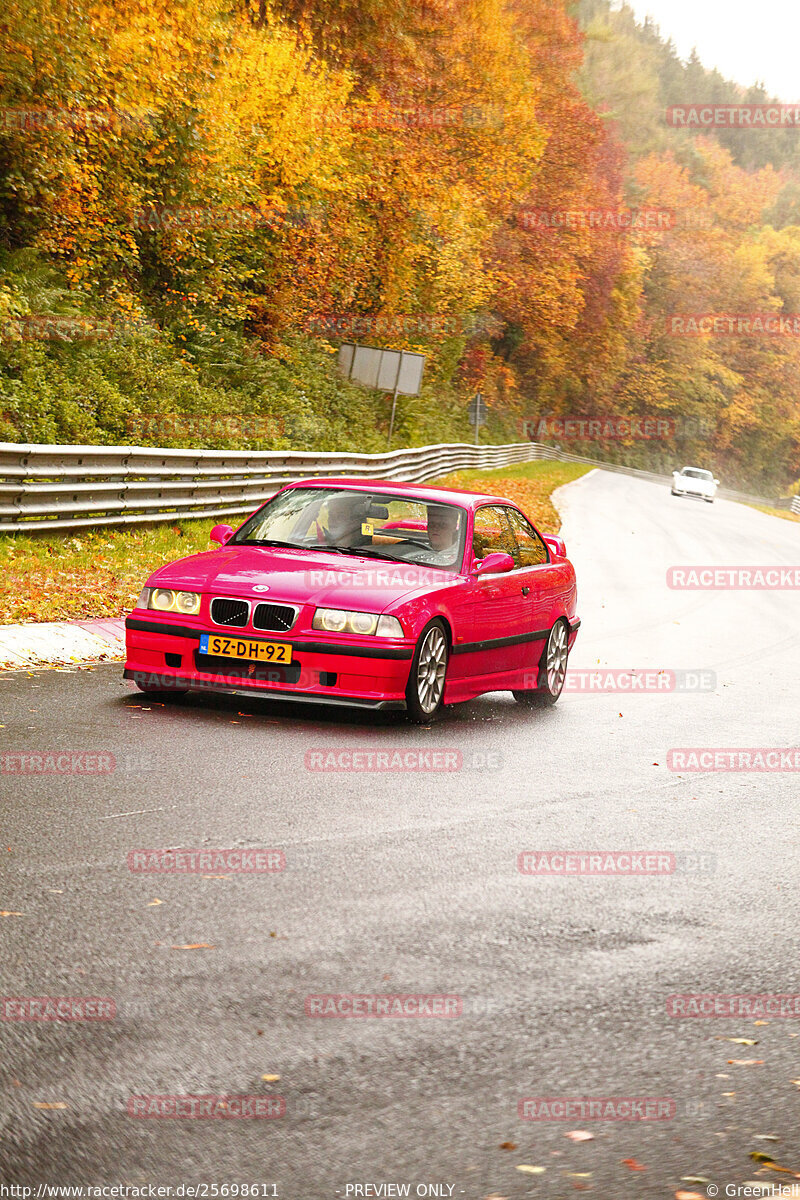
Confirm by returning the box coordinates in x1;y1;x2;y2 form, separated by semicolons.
521;586;530;596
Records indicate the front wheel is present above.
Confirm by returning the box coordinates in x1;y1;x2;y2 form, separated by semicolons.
513;618;569;708
405;619;449;723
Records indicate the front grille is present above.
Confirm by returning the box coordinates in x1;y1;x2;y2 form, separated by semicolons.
253;602;297;632
210;597;249;627
194;652;301;685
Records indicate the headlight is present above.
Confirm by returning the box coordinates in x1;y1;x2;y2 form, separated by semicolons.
312;608;404;637
175;591;201;615
146;588;201;615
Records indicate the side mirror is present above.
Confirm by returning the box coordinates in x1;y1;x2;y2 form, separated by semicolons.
473;551;515;575
543;535;566;558
210;524;234;546
714;479;720;486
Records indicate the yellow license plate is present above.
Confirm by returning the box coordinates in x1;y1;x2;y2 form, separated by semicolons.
200;633;292;664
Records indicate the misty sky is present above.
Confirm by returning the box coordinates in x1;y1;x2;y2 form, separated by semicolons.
620;0;800;101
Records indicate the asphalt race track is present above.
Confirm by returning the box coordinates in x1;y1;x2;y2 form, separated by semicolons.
2;469;799;1198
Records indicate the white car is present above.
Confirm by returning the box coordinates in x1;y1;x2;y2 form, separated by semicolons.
671;466;719;503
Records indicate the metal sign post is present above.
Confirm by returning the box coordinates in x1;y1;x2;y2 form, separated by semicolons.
467;392;487;444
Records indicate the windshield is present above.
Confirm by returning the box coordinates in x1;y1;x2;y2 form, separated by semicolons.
682;468;713;479
232;487;468;571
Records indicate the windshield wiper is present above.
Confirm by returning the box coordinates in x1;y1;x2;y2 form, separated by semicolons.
234;538;304;550
326;544;403;562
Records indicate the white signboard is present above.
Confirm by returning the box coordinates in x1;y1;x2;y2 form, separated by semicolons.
338;343;425;397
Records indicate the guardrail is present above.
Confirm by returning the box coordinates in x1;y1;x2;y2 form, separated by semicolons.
0;439;786;532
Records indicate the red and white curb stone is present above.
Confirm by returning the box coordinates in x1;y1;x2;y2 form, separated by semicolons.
0;617;125;669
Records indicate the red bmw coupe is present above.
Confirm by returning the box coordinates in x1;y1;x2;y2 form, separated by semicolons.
124;478;580;722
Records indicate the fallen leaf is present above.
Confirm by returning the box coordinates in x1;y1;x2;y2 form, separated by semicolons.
754;1136;780;1142
763;1162;800;1178
33;1102;68;1110
201;875;230;880
754;1020;769;1026
0;911;24;916
261;1074;280;1082
728;1059;764;1065
170;943;214;950
675;1192;705;1200
499;1142;517;1150
565;1131;594;1142
567;1173;592;1178
147;898;163;906
516;1166;546;1175
718;1037;758;1045
750;1152;775;1163
483;1194;509;1199
680;1179;711;1185
621;1158;646;1171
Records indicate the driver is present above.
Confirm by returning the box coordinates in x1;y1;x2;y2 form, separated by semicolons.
415;504;461;566
322;492;372;547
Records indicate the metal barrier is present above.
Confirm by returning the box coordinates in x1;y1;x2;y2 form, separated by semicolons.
0;439;788;532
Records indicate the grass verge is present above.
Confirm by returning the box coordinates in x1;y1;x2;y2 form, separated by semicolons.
747;502;800;524
1;460;591;625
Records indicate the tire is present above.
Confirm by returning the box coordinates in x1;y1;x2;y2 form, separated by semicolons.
405;619;449;723
513;618;570;708
705;497;714;503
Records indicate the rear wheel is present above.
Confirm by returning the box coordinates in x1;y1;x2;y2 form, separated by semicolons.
405;620;448;723
513;618;569;708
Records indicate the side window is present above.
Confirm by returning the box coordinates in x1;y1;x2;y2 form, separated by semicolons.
472;506;517;562
505;507;548;566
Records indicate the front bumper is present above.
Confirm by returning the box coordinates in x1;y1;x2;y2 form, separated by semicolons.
124;616;414;709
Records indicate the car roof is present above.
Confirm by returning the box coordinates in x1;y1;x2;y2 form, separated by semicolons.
281;476;517;511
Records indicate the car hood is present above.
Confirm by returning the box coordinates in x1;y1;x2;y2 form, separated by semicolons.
147;544;457;610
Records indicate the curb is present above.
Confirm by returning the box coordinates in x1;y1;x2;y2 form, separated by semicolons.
0;617;126;670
